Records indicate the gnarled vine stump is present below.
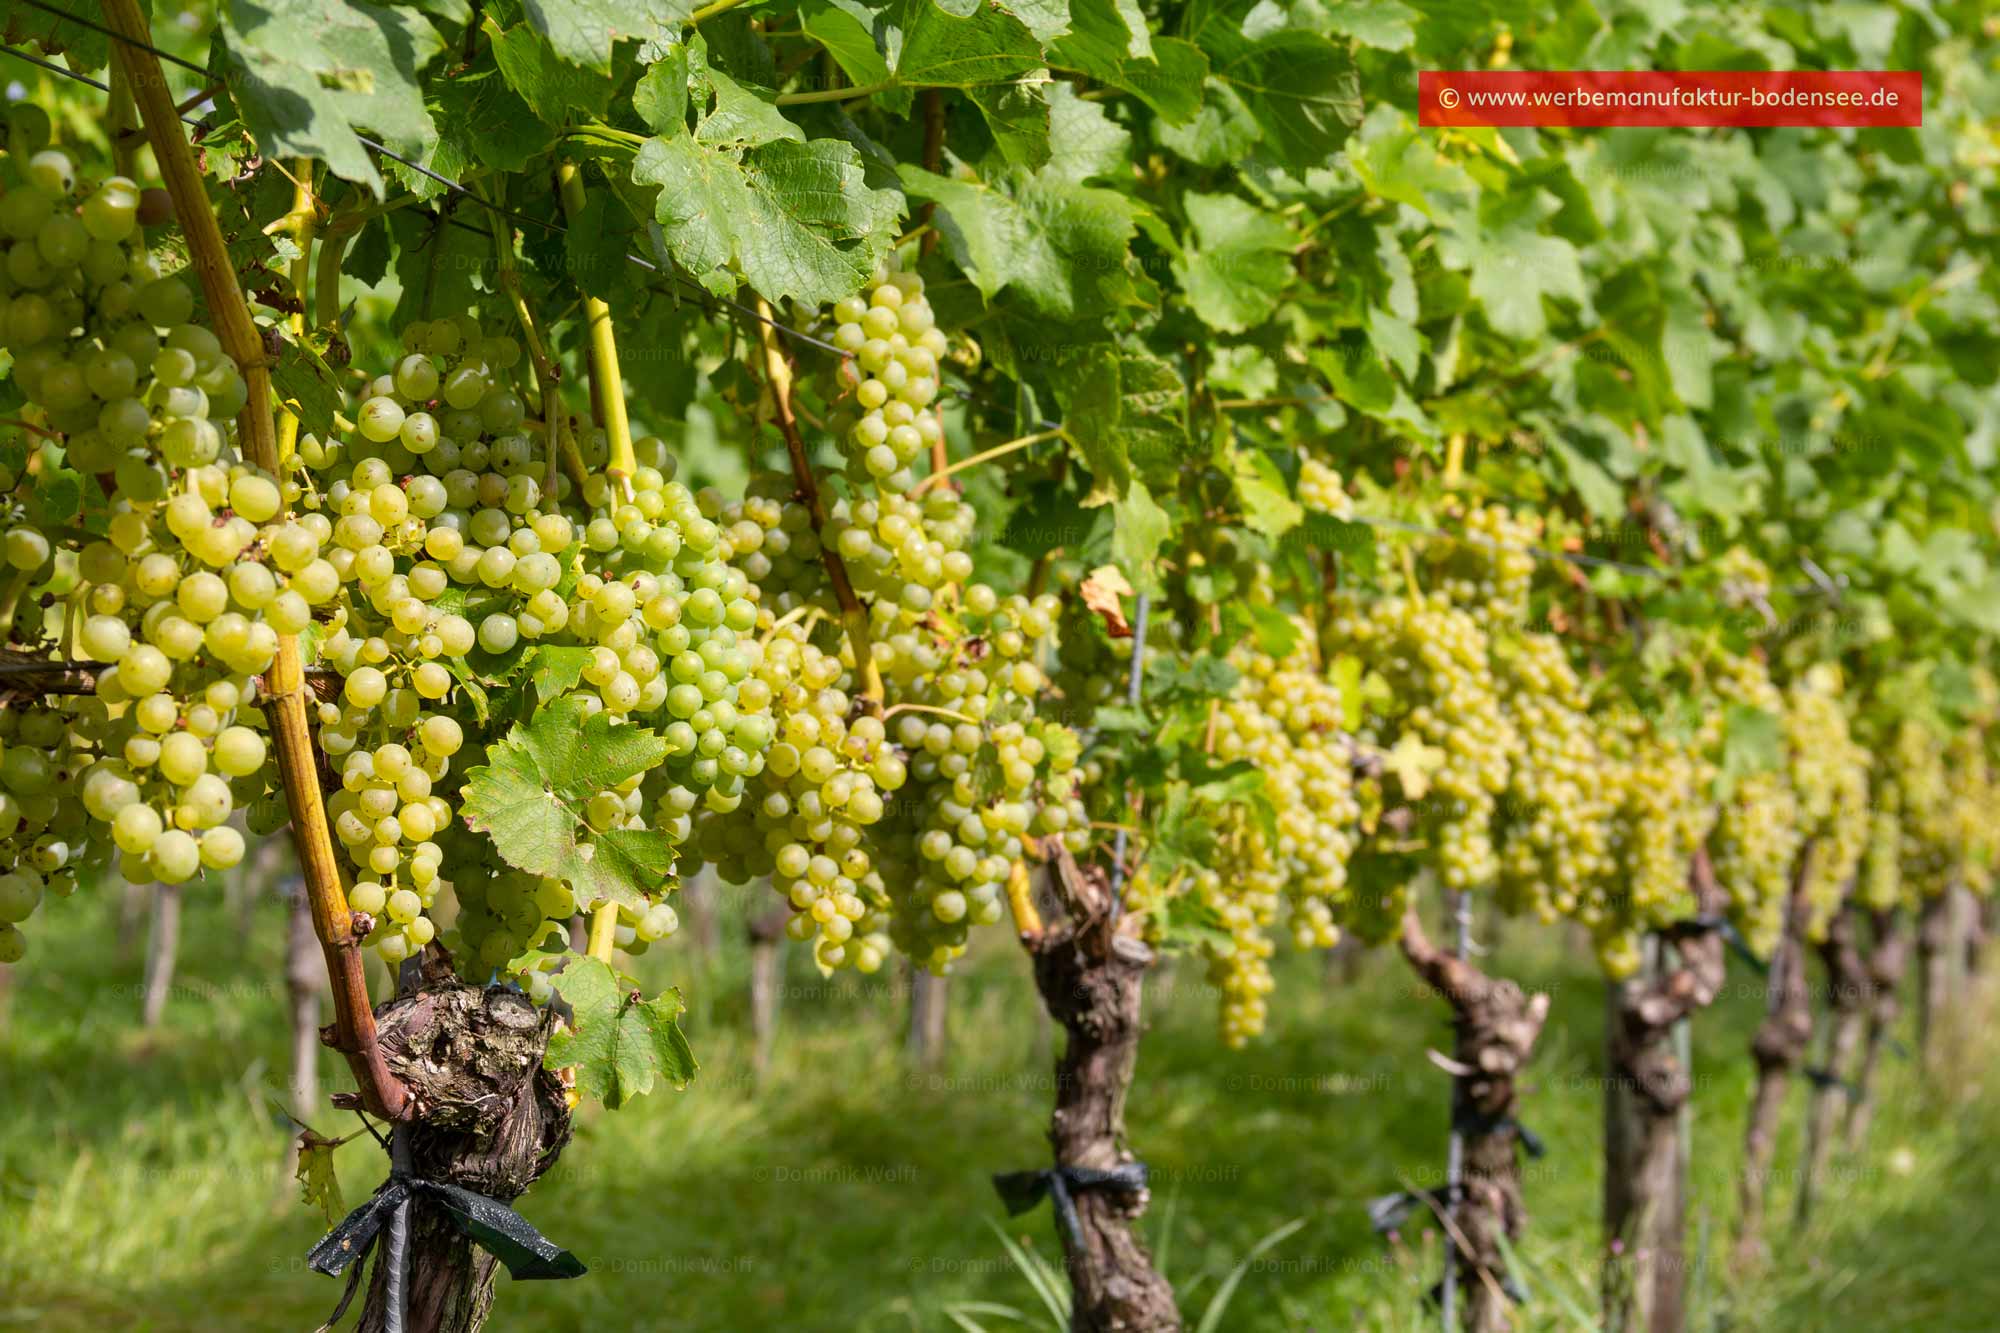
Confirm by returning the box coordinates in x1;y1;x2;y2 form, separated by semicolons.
1733;864;1813;1271
1846;908;1909;1152
1603;851;1727;1333
1796;900;1865;1226
333;950;573;1333
1022;845;1180;1333
1398;903;1550;1333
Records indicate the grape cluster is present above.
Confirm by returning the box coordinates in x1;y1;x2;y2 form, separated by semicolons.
1197;636;1362;1044
1784;665;1870;938
0;702;90;962
1;152;283;888
1335;591;1518;890
1493;634;1618;928
1593;711;1717;978
671;625;898;972
1297;456;1354;519
1709;652;1802;957
293;319;770;963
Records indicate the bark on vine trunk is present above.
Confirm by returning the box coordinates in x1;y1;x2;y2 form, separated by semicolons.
140;883;181;1028
1845;908;1909;1152
1732;866;1813;1271
748;905;787;1082
1796;901;1865;1227
1603;851;1728;1333
283;882;322;1181
1398;904;1550;1333
907;969;949;1070
1916;889;1955;1072
1023;844;1179;1333
347;949;572;1333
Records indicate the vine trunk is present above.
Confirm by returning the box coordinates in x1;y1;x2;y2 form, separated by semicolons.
1398;903;1549;1333
1733;869;1813;1270
1603;852;1728;1333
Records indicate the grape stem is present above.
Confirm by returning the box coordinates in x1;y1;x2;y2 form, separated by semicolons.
880;702;978;727
275;162;316;462
0;418;61;441
776;81;891;106
909;428;1064;497
1004;858;1043;942
754;302;886;707
556;161;637;497
104;0;411;1122
586;902;619;964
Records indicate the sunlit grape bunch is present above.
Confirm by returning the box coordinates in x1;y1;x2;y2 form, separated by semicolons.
1297;456;1354;519
1197;634;1364;1044
1783;665;1870;937
0;150;284;889
1333;589;1519;891
291;318;770;964
1594;710;1717;979
1494;633;1618;928
1709;651;1803;956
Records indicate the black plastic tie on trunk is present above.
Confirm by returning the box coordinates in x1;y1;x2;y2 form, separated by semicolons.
993;1162;1149;1253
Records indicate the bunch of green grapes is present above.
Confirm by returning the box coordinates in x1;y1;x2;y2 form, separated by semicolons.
0;701;93;962
1708;651;1802;956
1943;729;1996;896
748;260;1087;973
0;152;289;887
1593;712;1718;978
292;321;770;964
1333;590;1519;891
668;623;899;973
1887;718;1955;897
1859;803;1905;914
1195;635;1362;1045
1297;456;1354;518
883;600;1086;971
1784;665;1870;937
712;474;825;613
1433;503;1540;630
1493;633;1618;927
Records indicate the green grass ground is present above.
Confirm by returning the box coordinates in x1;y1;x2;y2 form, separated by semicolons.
2;883;1995;1332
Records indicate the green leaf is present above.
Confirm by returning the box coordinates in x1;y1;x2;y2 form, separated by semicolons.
1050;7;1209;125
408;58;546;196
889;0;1044;87
489;19;616;123
1717;704;1783;797
1110;481;1172;592
547;958;698;1108
527;646;596;703
1181;5;1361;169
461;697;679;911
901;165;1143;319
520;0;691;73
1172;193;1294;334
1229;445;1303;538
1316;0;1416;50
217;0;444;199
1051;348;1189;500
1439;200;1586;342
635;133;904;306
1041;83;1129;185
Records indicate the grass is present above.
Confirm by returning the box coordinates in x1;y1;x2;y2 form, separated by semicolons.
2;881;1996;1332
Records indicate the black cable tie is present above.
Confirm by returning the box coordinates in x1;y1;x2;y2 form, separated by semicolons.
992;1162;1148;1254
1802;1066;1859;1099
1448;1108;1547;1160
1888;1036;1912;1061
1675;913;1768;973
309;1136;584;1333
1366;1184;1461;1236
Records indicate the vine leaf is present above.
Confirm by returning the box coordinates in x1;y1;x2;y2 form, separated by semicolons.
462;696;678;912
1180;1;1361;167
1173;192;1295;333
295;1130;347;1228
1049;0;1208;123
547;959;698;1109
521;0;693;74
634;129;904;306
216;0;443;199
